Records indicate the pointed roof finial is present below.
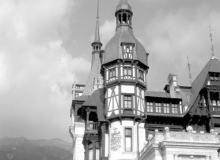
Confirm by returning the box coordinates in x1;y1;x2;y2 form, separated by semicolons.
187;56;192;85
209;25;215;58
94;0;101;43
116;0;132;12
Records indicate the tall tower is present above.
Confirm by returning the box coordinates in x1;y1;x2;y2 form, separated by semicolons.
101;0;149;159
70;1;102;160
83;0;103;96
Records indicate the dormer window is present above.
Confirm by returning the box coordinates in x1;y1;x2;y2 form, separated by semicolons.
121;43;134;59
210;72;220;81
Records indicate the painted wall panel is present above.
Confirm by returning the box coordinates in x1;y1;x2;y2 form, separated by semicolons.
121;85;135;94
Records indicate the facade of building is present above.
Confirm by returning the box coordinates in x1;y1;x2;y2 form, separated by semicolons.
70;0;220;160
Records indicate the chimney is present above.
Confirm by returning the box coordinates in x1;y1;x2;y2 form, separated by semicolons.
167;73;180;98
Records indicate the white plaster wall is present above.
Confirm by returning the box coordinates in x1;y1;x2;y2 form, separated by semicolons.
108;120;146;160
73;122;85;160
138;123;146;152
121;85;134;94
74;136;85;160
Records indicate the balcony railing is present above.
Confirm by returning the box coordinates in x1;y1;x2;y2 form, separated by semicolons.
210;105;220;112
85;122;98;134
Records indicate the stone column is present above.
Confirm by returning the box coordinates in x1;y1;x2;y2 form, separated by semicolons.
93;141;96;160
85;143;89;160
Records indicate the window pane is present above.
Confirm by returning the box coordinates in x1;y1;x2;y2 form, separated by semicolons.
125;128;132;136
122;43;134;59
139;70;144;81
125;128;132;152
124;95;132;108
109;68;116;80
125;137;132;152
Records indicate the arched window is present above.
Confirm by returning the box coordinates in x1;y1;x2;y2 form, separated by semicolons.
119;14;122;23
89;112;98;122
122;13;127;24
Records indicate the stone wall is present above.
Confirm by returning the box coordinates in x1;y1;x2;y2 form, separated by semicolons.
139;128;220;160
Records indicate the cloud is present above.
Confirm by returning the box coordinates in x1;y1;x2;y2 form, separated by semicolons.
100;20;116;46
0;0;90;141
142;1;220;90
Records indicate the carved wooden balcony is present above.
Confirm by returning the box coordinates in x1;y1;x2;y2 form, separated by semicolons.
85;122;98;134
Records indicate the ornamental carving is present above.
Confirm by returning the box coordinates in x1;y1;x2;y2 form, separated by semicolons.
110;127;122;151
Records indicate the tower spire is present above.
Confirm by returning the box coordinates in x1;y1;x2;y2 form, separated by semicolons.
83;0;103;95
209;25;215;58
94;0;101;43
187;56;192;85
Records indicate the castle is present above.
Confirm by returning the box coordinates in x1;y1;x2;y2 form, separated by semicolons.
69;0;220;160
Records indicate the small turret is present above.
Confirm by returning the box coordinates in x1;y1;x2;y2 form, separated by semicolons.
83;0;103;95
167;73;180;98
91;0;102;52
115;0;133;29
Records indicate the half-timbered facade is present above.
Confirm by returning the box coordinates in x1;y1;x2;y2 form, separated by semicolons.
70;0;220;160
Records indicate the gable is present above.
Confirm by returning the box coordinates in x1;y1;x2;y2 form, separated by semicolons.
187;57;220;114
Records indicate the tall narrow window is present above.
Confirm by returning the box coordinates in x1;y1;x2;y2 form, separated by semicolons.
109;68;116;81
125;128;132;152
171;104;178;114
146;102;153;112
124;95;133;109
210;72;220;81
123;66;132;79
210;92;220;106
122;43;134;59
155;103;161;113
163;103;170;114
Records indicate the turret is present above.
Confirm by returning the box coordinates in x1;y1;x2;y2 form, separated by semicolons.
102;0;149;120
101;1;148;160
83;0;103;95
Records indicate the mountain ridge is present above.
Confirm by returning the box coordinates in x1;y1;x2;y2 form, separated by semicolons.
0;137;73;160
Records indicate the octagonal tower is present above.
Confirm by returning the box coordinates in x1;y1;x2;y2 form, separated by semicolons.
101;1;149;160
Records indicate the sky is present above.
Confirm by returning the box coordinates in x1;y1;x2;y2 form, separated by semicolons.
0;0;219;142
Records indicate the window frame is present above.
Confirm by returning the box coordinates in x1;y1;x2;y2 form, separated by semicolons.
138;69;144;81
146;102;154;112
123;94;133;109
121;43;135;60
124;127;133;152
171;104;178;114
163;103;170;114
210;72;220;81
123;66;132;79
109;67;116;80
210;92;220;106
155;103;162;113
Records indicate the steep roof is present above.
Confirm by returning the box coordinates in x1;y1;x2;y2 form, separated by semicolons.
75;95;89;101
178;86;192;106
103;28;148;66
189;57;220;108
83;88;105;121
145;91;171;99
103;0;148;66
